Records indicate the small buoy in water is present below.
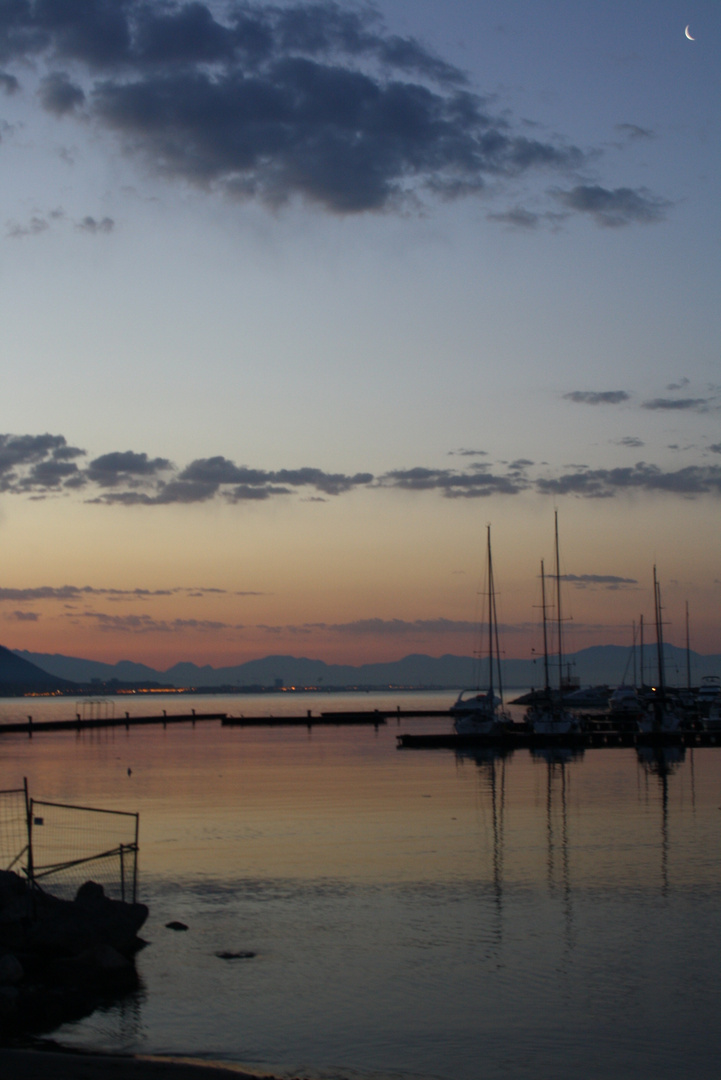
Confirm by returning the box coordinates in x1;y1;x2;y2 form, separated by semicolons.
127;767;132;776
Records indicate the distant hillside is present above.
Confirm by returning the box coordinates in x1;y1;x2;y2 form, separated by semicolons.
0;645;77;693
13;644;721;690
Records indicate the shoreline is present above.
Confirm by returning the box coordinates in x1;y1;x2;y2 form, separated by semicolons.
0;1048;291;1080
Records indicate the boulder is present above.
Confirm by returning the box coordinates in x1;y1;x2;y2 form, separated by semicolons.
0;876;147;1037
27;881;148;958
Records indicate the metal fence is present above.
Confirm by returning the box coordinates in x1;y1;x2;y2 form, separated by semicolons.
0;780;31;874
0;780;139;903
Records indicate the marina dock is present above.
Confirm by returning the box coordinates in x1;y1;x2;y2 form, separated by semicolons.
397;728;721;750
2;706;719;746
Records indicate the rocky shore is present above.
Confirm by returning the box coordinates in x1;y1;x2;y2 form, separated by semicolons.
0;870;147;1035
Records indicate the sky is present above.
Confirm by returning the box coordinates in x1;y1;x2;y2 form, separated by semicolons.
0;0;720;669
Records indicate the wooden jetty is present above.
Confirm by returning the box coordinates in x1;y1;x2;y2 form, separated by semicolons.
222;707;451;726
0;711;226;735
222;712;386;727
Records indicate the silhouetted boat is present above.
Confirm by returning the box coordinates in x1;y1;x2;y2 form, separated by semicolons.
450;525;511;735
637;567;681;734
527;513;579;736
608;684;644;718
697;675;721;717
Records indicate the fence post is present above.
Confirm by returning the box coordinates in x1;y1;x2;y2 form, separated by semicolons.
134;815;139;903
23;778;33;887
24;780;37;917
119;844;125;903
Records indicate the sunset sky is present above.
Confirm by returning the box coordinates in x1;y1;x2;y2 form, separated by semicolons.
1;0;719;669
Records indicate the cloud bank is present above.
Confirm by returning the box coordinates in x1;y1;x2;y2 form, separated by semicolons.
3;431;721;507
0;0;667;220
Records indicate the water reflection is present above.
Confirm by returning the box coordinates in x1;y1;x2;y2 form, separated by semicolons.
532;747;584;957
455;748;507;934
636;745;686;896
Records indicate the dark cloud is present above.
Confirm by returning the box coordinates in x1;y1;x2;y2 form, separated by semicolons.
99;479;221;505
91;60;583;213
172;457;373;500
617;436;644;448
86;449;173;486
615;123;654;140
73;612;233;633
273;467;373;494
6;208;113;239
4;430;721;510
379;466;526;498
561;574;637;588
76;215;115;233
564;390;630;405
642;397;714;412
0;585;175;602
301;617;477;636
666;378;690;391
6;215;50;238
0;0;666;220
5;610;40;622
486;206;539;228
553;185;671;226
0;70;18;94
535;463;721;499
275;616;532;636
39;72;85;115
0;433;84;490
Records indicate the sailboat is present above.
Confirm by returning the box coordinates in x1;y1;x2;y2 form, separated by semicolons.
450;525;511;735
637;566;681;734
527;513;579;736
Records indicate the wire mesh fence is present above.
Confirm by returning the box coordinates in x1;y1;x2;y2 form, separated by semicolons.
0;782;30;874
29;800;139;902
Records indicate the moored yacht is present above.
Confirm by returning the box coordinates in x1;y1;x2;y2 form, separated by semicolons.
637;567;682;734
527;513;580;737
450;525;511;735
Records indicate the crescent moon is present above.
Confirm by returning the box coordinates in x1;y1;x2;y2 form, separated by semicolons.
685;25;695;40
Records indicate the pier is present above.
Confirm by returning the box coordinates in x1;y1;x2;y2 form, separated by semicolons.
1;711;227;735
2;707;720;746
397;728;721;750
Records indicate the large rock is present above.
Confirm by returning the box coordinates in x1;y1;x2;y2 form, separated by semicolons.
27;881;148;958
0;872;147;1037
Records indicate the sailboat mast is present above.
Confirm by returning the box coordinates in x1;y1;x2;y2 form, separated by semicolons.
640;614;645;687
654;565;666;698
491;556;504;707
540;559;550;692
554;510;563;698
685;601;691;691
486;525;494;704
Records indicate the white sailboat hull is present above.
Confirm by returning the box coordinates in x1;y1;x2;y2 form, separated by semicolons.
637;710;682;734
527;706;579;736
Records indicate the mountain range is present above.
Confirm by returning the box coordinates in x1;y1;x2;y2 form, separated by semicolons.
0;645;76;693
11;644;721;690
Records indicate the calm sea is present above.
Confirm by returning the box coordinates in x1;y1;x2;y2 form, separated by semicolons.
1;691;720;1080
